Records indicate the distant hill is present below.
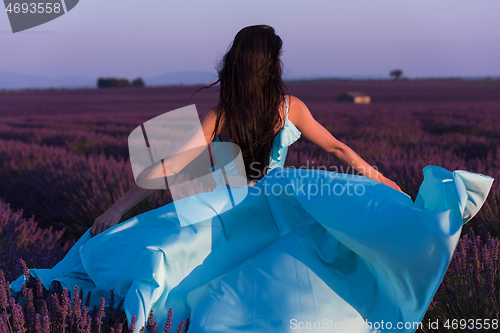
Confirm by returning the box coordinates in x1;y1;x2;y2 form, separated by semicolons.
0;70;221;90
0;71;95;90
0;70;381;90
1;70;499;90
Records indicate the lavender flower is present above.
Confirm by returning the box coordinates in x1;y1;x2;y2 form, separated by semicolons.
9;294;26;332
183;318;190;333
128;313;136;333
97;297;106;333
146;309;154;331
164;308;172;333
176;321;184;333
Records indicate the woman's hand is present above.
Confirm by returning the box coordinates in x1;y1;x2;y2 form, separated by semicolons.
379;176;403;193
90;205;124;237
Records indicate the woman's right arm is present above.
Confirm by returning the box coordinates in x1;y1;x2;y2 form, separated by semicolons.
90;185;155;236
90;105;220;236
287;95;402;192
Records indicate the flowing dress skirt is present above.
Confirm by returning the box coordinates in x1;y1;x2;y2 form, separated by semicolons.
10;166;494;332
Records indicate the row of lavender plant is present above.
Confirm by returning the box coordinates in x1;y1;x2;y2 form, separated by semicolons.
0;199;73;283
0;139;174;241
417;228;500;333
1;265;190;333
0;100;498;240
2;100;499;167
0;82;499;331
0;200;191;332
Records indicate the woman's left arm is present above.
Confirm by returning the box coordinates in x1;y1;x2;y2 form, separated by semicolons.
288;95;402;192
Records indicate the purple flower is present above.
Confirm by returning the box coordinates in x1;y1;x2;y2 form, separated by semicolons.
85;291;92;309
146;309;154;331
164;308;172;333
18;258;30;281
9;295;26;332
183;318;190;333
129;313;137;333
97;297;105;332
176;321;185;333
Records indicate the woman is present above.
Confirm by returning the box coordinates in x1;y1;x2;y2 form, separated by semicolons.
11;25;494;333
91;25;402;236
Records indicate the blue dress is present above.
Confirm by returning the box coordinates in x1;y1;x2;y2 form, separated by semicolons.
11;96;494;333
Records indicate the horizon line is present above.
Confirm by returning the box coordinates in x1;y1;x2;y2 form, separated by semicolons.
2;76;500;93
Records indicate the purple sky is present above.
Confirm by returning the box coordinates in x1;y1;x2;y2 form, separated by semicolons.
1;0;499;79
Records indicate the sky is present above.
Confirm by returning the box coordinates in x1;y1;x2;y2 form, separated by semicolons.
1;0;499;80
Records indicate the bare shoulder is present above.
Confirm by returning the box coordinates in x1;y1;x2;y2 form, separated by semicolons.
288;94;308;106
286;95;310;125
198;104;221;141
200;104;220;121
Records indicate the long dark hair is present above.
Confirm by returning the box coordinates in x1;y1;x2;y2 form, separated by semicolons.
191;25;290;181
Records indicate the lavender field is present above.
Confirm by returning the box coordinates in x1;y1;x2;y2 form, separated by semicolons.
0;80;499;332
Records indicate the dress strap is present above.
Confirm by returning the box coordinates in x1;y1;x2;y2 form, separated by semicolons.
284;95;289;119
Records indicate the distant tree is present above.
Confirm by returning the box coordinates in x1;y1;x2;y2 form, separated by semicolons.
132;77;145;87
116;79;131;87
390;69;403;80
97;77;131;88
